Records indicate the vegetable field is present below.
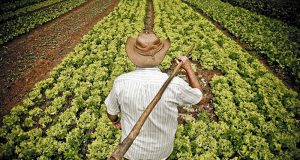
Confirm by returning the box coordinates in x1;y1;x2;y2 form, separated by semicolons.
0;0;299;159
184;0;300;90
0;0;88;45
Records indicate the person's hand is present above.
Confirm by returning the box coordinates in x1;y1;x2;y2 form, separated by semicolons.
113;121;121;129
177;56;192;71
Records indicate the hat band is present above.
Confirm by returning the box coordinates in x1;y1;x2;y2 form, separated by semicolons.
134;43;164;57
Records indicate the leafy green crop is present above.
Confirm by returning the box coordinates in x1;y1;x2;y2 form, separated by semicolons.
0;0;88;45
0;0;145;159
0;0;65;22
0;0;45;13
154;0;299;159
220;0;300;27
0;0;299;159
184;0;300;88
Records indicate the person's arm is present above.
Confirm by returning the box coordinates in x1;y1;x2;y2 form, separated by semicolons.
178;56;202;92
177;56;203;105
105;81;121;129
107;112;121;129
107;113;118;122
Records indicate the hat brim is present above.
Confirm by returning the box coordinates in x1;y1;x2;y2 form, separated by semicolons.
125;37;171;68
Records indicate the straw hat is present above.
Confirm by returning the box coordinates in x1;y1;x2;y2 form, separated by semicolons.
125;32;171;68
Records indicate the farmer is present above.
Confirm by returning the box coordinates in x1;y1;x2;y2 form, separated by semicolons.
105;32;202;159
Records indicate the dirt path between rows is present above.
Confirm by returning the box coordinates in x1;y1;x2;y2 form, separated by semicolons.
145;0;154;32
144;0;219;122
0;0;119;120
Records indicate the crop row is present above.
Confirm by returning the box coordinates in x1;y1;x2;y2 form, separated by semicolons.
221;0;300;27
0;0;65;22
0;0;46;13
0;0;145;159
154;0;299;159
0;0;299;159
184;0;300;87
0;0;87;45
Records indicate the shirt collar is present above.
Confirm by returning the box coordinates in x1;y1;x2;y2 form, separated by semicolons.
136;67;161;72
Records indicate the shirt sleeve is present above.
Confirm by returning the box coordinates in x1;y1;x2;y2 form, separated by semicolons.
177;78;202;106
104;81;120;115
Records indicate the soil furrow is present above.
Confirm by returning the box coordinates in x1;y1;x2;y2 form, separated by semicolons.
0;0;119;120
144;0;220;122
145;0;154;32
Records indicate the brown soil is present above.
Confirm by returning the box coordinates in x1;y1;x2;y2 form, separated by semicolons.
183;1;300;94
145;0;154;32
0;0;119;120
179;61;221;123
165;60;222;124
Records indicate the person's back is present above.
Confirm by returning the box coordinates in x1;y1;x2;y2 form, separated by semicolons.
106;67;201;159
105;32;202;159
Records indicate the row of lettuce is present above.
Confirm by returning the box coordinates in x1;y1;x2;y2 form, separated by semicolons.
0;0;145;159
221;0;300;27
183;0;300;89
0;0;46;13
154;0;299;159
0;0;87;45
0;0;299;159
0;0;65;22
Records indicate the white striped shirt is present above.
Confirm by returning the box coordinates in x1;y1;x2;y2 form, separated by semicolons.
105;67;202;159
